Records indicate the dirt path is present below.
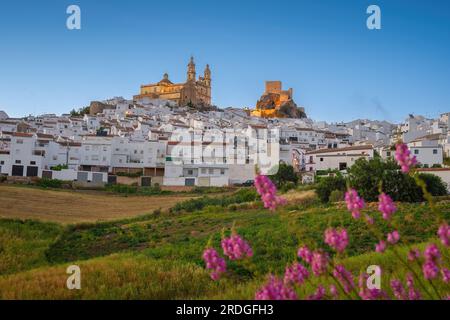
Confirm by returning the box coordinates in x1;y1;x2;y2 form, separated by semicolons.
0;185;197;224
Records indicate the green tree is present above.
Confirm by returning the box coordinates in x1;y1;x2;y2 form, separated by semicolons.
270;163;298;187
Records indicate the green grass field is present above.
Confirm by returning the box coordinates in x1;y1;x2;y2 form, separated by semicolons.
0;188;449;299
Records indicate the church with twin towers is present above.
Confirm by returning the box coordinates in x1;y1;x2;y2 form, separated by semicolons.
134;57;212;107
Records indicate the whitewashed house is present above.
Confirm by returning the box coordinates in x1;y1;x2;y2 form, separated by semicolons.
305;145;374;172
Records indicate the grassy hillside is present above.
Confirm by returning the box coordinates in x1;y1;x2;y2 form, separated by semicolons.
0;187;449;299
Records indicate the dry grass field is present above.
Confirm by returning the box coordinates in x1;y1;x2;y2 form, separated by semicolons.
0;185;196;224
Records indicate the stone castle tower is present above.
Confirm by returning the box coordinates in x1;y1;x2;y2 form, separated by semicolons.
134;57;212;107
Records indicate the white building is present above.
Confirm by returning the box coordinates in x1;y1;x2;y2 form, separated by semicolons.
305;145;374;172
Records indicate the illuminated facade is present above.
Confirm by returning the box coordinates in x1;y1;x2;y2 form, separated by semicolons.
133;57;211;106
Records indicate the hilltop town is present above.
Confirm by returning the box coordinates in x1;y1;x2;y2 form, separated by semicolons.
0;57;449;188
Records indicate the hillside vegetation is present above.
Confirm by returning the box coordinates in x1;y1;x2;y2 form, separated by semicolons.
0;186;449;299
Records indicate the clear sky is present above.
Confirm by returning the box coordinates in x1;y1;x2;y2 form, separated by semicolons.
0;0;449;122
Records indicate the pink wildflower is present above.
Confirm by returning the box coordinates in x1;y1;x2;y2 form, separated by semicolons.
375;240;387;253
405;273;422;300
358;273;387;300
407;248;421;262
333;265;355;294
364;214;374;225
422;260;439;280
387;230;400;244
221;234;253;260
324;228;349;253
424;243;441;262
284;262;309;286
378;193;397;220
297;245;313;264
441;268;450;283
345;188;365;219
329;284;338;299
311;251;329;276
307;285;326;300
255;275;297;300
254;174;286;211
437;223;450;247
395;143;417;173
202;248;226;281
390;279;406;300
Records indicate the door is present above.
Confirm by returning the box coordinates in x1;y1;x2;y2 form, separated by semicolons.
12;165;24;176
141;176;151;187
42;170;53;179
77;171;88;182
26;166;38;177
185;178;195;186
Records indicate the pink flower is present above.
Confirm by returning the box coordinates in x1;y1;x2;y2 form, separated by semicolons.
378;193;397;220
333;265;355;294
307;285;326;300
358;273;387;300
255;275;297;300
424;243;441;262
441;268;450;283
405;273;421;300
254;174;286;211
375;240;387;253
437;223;450;247
221;234;253;260
407;248;421;262
422;260;439;280
202;248;226;281
329;284;338;299
284;262;309;286
324;228;349;253
345;188;365;219
364;214;374;225
311;251;329;276
395;143;417;173
390;279;406;300
297;245;313;264
387;230;400;244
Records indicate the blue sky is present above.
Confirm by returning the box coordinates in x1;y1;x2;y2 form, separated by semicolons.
0;0;449;122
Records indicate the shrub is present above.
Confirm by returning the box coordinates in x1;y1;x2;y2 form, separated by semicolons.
329;189;344;203
348;158;447;202
171;188;258;213
36;178;64;189
316;175;346;203
279;181;296;193
50;164;68;171
418;173;447;196
269;163;298;187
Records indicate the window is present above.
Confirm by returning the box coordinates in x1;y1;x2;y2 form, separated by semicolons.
386;151;391;157
201;168;207;174
53;156;57;161
414;149;419;155
16;139;23;144
0;161;4;165
187;169;194;175
30;161;36;165
220;169;225;175
320;158;324;162
433;149;438;154
15;160;21;164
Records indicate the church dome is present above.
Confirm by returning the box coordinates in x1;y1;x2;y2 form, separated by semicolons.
158;73;173;85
